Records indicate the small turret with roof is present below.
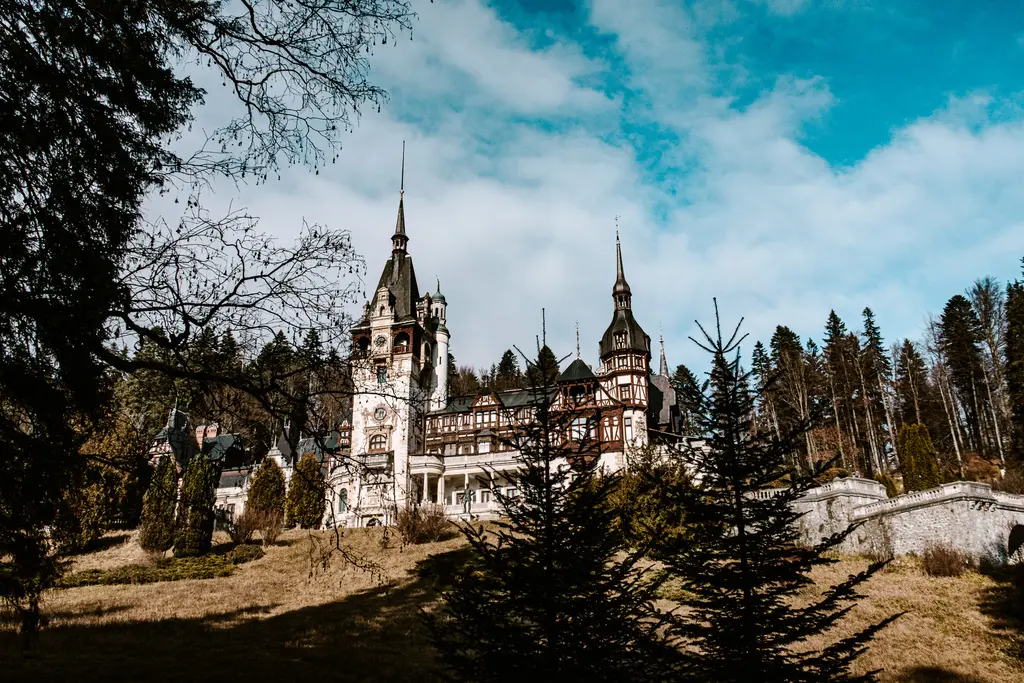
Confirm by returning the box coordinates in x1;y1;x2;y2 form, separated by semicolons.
599;232;651;361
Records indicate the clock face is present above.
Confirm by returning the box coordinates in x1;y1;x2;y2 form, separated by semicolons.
374;334;388;348
374;407;387;421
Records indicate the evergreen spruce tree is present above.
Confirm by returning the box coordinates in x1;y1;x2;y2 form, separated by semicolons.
428;351;676;683
663;304;899;682
247;458;286;521
938;295;988;456
286;453;326;529
138;456;178;553
173;455;217;557
898;425;941;492
671;363;701;434
1007;264;1024;465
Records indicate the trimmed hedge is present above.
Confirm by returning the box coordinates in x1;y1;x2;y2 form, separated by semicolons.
174;455;217;557
57;544;264;588
138;456;178;552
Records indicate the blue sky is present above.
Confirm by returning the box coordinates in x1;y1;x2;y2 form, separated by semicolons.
150;0;1024;374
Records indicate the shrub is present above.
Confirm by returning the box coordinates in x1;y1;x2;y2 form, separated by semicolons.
874;473;899;498
993;468;1024;494
227;543;264;565
247;458;286;520
813;466;850;486
218;508;257;545
286;453;325;529
606;447;692;555
394;504;452;545
138;457;178;552
254;509;283;546
173;456;218;557
922;544;970;577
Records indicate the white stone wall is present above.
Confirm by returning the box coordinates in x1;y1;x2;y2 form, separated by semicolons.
791;478;1024;565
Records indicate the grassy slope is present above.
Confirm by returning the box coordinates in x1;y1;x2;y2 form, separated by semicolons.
1;528;1022;682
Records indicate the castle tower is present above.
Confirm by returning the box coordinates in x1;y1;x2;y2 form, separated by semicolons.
431;280;449;411
598;232;651;449
349;152;436;518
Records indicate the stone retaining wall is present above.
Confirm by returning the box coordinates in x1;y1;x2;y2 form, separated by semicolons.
790;478;1024;564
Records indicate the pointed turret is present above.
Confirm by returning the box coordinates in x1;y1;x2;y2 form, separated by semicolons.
392;141;408;254
613;231;631;310
599;232;650;360
659;334;668;377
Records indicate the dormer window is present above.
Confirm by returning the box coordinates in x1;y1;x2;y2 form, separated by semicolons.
614;332;626;349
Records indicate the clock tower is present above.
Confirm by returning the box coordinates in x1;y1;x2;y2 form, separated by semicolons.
347;173;445;523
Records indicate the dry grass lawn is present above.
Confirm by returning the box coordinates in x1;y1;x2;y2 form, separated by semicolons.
1;528;1023;682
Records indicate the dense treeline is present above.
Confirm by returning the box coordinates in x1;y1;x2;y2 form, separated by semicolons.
666;264;1024;489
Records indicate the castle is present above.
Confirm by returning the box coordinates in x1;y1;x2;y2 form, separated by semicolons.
210;184;684;527
156;186;1024;564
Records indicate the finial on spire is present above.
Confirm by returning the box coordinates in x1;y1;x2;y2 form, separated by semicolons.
576;321;581;359
613;224;630;308
436;277;440;293
392;142;408;250
659;331;668;377
542;308;547;347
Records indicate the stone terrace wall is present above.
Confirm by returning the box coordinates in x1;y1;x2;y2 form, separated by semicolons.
790;478;1024;564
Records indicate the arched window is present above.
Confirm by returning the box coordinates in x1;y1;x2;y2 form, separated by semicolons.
355;337;369;356
337;489;348;513
394;332;410;352
369;434;387;452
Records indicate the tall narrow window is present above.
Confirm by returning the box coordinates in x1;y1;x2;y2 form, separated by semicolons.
624;417;633;442
338;489;348;513
376;365;387;385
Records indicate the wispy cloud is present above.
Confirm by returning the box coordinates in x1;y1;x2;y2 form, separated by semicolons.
148;0;1024;375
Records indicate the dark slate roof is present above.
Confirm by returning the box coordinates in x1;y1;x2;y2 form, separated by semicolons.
558;358;596;383
201;434;243;464
218;469;249;489
650;373;676;427
370;252;420;321
431;387;555;415
153;426;197;467
599;309;651;359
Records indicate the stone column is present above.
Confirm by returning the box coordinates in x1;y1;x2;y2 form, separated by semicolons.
423;472;429;504
437;475;445;506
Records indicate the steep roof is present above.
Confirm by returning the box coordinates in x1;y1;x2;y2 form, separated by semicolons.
431;387;555;415
370;252;420;321
599;309;651;359
558;358;596;383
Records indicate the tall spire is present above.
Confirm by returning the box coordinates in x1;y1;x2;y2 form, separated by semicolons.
613;227;632;310
659;333;668;377
392;141;408;252
576;321;581;359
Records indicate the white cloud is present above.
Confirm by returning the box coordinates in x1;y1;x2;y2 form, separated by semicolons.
147;0;1024;377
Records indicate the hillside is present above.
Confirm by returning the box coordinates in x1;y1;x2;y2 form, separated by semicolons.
1;528;1023;682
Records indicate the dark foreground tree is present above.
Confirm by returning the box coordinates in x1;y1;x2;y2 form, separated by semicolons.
427;351;677;683
138;457;179;553
1008;263;1024;466
664;302;900;682
1;0;414;640
286;453;326;529
173;456;218;557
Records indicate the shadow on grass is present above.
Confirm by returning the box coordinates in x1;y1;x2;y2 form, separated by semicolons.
891;666;989;683
64;532;133;556
0;547;475;683
978;563;1024;661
